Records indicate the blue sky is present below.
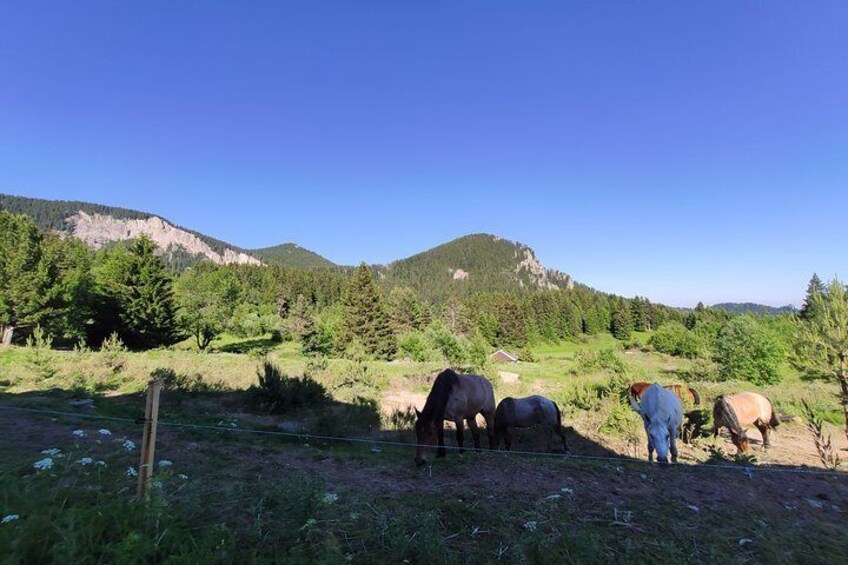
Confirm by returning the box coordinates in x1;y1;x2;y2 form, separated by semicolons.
2;2;846;307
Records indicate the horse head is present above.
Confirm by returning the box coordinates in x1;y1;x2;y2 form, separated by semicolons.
730;429;750;453
644;414;673;463
414;409;437;467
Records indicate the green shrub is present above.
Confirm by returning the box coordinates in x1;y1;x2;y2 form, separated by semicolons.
714;316;784;385
398;331;433;362
99;332;127;374
650;322;704;358
250;361;329;413
25;326;56;380
426;322;467;366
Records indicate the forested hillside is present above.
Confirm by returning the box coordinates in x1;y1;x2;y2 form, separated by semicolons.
0;193;239;256
712;302;797;315
250;243;337;269
376;234;574;304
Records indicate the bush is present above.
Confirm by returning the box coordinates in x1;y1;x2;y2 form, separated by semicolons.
650;322;704;358
714;316;785;385
426;322;467;366
99;332;127;374
250;361;329;413
151;368;225;394
25;326;56;380
398;331;433;362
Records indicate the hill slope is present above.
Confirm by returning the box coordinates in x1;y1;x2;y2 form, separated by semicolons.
711;302;797;316
376;233;573;303
250;243;337;269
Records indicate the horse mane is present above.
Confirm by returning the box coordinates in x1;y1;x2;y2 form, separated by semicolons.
629;382;650;398
714;395;744;436
421;369;460;424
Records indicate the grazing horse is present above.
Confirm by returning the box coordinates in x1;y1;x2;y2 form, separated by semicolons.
493;395;569;453
631;384;683;463
712;392;779;453
629;382;701;406
414;369;496;466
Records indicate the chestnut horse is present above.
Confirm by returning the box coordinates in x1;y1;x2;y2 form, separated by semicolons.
493;395;568;453
712;392;779;453
414;369;496;466
629;382;701;406
632;384;683;463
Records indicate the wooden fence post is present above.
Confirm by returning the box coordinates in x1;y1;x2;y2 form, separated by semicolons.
136;379;163;501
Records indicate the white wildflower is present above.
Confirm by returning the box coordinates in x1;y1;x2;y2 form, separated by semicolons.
523;521;538;531
126;466;138;477
323;492;339;504
561;487;574;496
545;494;561;501
122;440;136;451
151;480;163;490
77;457;94;466
158;460;173;468
41;448;62;457
2;514;20;524
72;430;86;437
33;457;54;471
96;461;106;467
98;429;112;436
178;474;188;480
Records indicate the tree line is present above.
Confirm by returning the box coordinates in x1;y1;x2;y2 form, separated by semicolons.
3;210;847;439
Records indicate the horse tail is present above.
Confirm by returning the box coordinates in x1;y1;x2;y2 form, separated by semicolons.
714;395;743;436
766;396;780;429
689;387;701;406
553;400;563;430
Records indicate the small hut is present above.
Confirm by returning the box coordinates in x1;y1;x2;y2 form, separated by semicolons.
489;349;519;363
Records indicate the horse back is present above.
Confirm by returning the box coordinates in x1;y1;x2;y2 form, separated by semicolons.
446;373;495;418
640;384;683;427
726;392;773;426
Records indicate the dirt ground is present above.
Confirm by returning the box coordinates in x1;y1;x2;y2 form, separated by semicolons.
3;399;846;515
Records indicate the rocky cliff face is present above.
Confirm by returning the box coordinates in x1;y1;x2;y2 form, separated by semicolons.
67;211;262;265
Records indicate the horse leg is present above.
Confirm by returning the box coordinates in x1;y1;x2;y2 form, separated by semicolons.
647;436;654;462
555;425;569;453
756;421;770;448
437;423;447;458
483;409;496;450
669;426;679;463
467;417;482;450
504;428;513;451
455;418;466;453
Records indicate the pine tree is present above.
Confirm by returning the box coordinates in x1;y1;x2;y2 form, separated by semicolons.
793;278;848;441
800;273;826;321
341;264;397;360
387;286;425;333
95;235;180;349
611;302;634;341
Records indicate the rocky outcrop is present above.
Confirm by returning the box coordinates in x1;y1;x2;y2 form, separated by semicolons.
67;211;261;265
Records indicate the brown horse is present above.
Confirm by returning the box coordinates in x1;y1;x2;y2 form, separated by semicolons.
712;392;779;453
414;369;496;466
493;395;568;453
629;382;701;406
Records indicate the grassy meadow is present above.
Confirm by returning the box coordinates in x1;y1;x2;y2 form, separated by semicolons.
1;333;847;563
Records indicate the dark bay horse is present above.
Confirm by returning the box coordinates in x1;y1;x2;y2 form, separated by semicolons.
414;369;496;466
629;382;701;406
494;395;568;453
713;392;779;453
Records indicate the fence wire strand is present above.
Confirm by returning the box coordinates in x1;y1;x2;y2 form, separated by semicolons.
1;403;845;477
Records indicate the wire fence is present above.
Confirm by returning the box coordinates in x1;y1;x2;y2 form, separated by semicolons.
1;403;845;478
